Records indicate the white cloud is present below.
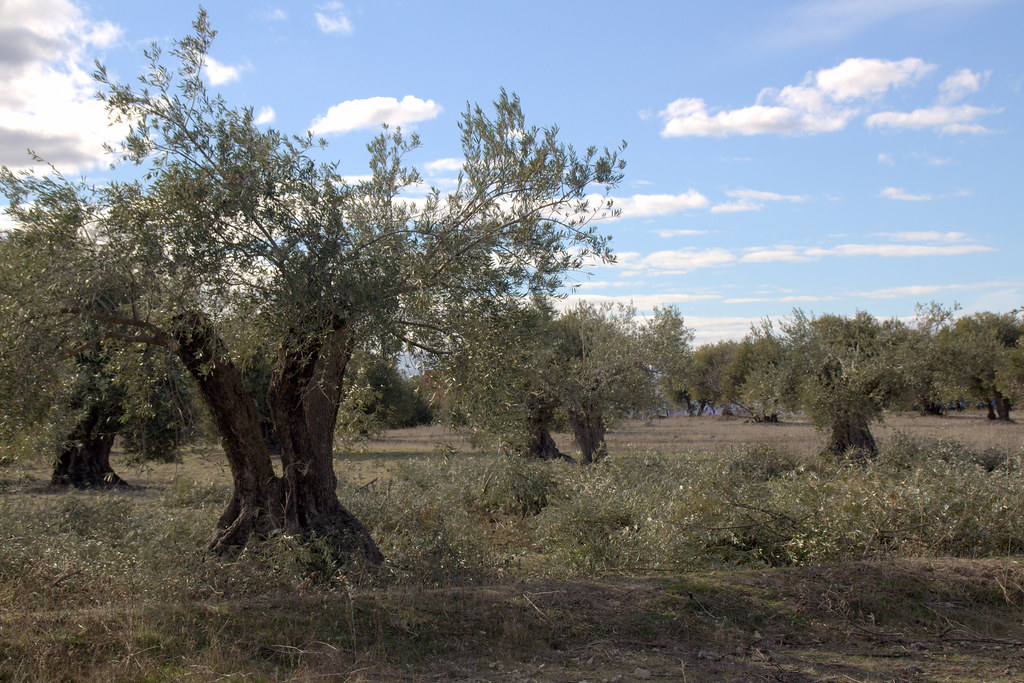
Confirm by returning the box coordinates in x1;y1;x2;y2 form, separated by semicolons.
423;157;463;173
685;315;768;344
204;56;243;85
712;188;807;213
880;231;968;242
854;281;1021;299
740;247;814;263
724;295;832;304
660;57;931;138
939;68;988;103
660;97;850;137
867;104;998;134
262;8;287;21
255;106;276;124
711;200;762;214
814;57;934;100
310;95;442;135
878;153;895;165
881;186;933;201
730;189;807;203
741;239;992;263
806;243;992;258
0;0;125;172
618;248;736;275
315;2;353;34
660;57;998;139
656;229;709;238
559;292;722;312
612;191;710;216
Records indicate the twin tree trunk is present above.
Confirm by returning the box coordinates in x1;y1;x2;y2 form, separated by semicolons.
172;313;382;564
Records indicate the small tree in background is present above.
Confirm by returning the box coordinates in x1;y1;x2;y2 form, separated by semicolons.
555;303;656;463
441;301;668;464
939;310;1024;421
771;310;907;459
723;322;796;423
643;305;695;415
684;340;738;417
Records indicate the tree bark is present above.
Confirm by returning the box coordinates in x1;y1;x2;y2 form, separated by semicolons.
993;392;1012;421
172;313;284;554
50;404;127;488
268;323;383;565
173;313;381;564
523;395;572;462
568;402;607;465
826;413;877;460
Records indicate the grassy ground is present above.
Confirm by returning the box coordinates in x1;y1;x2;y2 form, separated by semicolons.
1;411;1023;681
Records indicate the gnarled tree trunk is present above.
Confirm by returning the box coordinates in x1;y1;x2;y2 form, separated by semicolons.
523;394;572;462
173;313;284;554
268;324;382;565
991;392;1012;421
826;412;877;460
51;403;127;488
172;312;381;564
568;401;607;465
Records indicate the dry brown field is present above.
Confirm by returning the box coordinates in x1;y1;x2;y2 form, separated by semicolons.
1;410;1023;681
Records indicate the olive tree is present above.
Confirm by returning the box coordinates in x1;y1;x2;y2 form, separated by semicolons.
0;13;624;561
770;310;907;458
682;340;738;416
939;311;1024;421
556;303;658;463
723;325;795;423
442;301;668;464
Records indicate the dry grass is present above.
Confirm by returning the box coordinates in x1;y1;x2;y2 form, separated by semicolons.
1;410;1023;681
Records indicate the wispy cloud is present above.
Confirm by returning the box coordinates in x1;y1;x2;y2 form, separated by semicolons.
939;68;989;104
740;247;814;263
806;243;993;258
559;292;722;312
867;103;998;134
880;186;933;201
310;95;442;135
617;248;736;275
768;0;1006;46
854;281;1021;299
315;2;353;34
656;229;709;238
740;240;992;264
724;294;832;304
712;188;808;213
878;231;968;242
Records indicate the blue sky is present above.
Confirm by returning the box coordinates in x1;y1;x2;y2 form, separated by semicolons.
1;0;1021;343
